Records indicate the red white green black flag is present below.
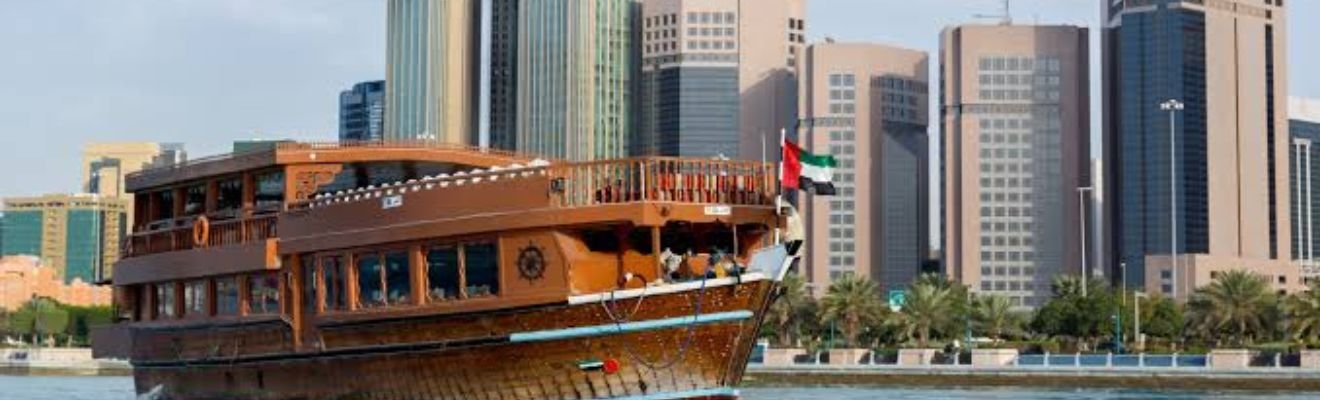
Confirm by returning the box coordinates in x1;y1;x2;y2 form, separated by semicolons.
780;138;838;196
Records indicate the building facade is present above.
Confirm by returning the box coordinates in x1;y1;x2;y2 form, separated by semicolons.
800;42;929;295
941;25;1091;308
1103;0;1290;297
0;194;127;285
384;0;482;145
487;0;638;161
0;256;112;310
739;0;805;161
635;0;741;158
339;80;386;142
1292;97;1320;282
82;142;184;229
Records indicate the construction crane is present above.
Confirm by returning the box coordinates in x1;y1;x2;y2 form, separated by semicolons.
973;0;1013;26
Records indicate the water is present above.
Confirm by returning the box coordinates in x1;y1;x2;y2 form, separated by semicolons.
2;376;1318;399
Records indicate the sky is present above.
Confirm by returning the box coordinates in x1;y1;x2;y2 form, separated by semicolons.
0;0;1317;207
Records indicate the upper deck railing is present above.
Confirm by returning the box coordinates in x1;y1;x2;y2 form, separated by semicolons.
125;157;776;259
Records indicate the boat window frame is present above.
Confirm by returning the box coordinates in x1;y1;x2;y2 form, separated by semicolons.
247;271;282;316
424;244;462;302
352;248;412;309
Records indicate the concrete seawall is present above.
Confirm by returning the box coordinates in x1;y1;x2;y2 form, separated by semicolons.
745;365;1320;391
0;348;131;376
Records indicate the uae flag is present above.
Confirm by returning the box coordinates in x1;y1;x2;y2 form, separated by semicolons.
781;139;838;195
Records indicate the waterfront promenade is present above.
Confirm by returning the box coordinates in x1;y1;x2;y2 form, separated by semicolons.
0;348;129;376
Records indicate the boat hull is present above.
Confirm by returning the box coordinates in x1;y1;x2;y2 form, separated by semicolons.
130;278;776;400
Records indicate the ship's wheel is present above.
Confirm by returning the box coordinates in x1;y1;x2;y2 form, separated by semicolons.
517;243;546;282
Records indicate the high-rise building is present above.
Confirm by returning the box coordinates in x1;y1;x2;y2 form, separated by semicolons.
487;0;639;161
339;80;386;142
82;142;185;229
635;0;741;158
384;0;482;145
0;194;127;284
1292;97;1320;282
739;0;805;162
1103;0;1291;298
800;41;929;295
941;24;1091;308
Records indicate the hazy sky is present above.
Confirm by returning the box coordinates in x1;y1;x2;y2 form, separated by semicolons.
1;0;1317;201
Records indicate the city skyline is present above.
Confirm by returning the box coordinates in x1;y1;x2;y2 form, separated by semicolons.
2;0;1319;243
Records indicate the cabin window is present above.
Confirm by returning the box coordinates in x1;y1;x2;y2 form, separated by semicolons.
254;171;285;211
184;184;207;216
464;242;499;297
217;177;243;212
184;279;207;317
385;251;412;305
321;256;347;311
249;273;281;315
581;230;620;252
356;254;385;308
426;246;460;301
157;190;175;221
216;277;240;316
156;283;176;319
301;256;318;314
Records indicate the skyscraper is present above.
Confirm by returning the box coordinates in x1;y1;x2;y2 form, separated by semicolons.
800;41;929;295
1291;97;1320;282
340;80;386;142
941;24;1091;308
82;142;185;229
1103;0;1291;298
487;0;638;161
0;194;127;284
635;0;741;158
384;0;482;145
738;0;805;161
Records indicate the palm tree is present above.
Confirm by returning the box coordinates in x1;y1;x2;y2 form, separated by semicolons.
973;295;1020;343
764;273;813;347
819;274;882;348
1186;270;1275;346
1287;281;1320;343
900;279;956;348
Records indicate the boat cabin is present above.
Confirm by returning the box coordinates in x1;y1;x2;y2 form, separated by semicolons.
100;142;781;355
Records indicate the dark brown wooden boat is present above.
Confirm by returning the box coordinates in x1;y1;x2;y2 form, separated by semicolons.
92;141;800;400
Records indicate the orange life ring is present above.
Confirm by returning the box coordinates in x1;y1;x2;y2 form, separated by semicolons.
192;216;210;248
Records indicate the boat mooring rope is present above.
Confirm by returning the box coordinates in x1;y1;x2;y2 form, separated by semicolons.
600;271;710;371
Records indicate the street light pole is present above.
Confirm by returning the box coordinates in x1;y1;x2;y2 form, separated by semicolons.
1077;187;1094;297
1134;292;1148;352
1160;100;1184;300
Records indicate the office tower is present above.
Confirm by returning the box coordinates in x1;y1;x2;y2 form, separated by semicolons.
340;80;386;142
941;24;1091;308
488;0;519;151
384;0;482;145
635;0;741;158
800;42;929;295
1103;0;1292;298
486;0;638;161
1292;97;1320;282
0;194;127;284
82;142;185;229
739;0;806;161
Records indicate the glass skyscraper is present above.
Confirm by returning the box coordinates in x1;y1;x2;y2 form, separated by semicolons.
1291;98;1320;281
340;80;386;142
1;194;127;284
1103;0;1290;293
384;0;482;145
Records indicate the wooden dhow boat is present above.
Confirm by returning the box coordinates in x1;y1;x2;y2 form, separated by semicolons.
92;142;801;400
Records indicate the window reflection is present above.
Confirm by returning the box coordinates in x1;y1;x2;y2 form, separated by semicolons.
385;251;411;305
254;171;285;211
184;280;207;317
249;273;281;315
322;256;346;311
465;243;499;297
356;254;385;308
216;277;240;316
156;284;176;319
301;256;318;314
184;184;207;216
426;247;460;301
217;177;243;212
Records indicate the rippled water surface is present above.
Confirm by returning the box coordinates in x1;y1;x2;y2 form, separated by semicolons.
3;376;1318;400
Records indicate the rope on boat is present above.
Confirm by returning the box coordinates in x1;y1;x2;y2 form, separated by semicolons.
600;271;710;371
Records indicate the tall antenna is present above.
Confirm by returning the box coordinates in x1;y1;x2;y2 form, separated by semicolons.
973;0;1012;26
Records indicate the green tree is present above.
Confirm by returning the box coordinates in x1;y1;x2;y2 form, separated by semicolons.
1139;294;1184;342
1288;281;1320;343
898;278;957;348
819;274;882;347
1030;275;1120;350
763;273;816;347
1185;270;1275;347
972;294;1022;343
